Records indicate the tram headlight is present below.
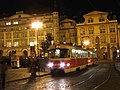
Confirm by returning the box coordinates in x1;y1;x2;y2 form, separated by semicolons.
60;62;65;68
67;63;70;67
47;62;54;68
88;60;91;62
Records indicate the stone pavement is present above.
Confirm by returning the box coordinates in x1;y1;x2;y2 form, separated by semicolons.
97;59;120;72
115;62;120;72
6;68;50;83
5;60;120;83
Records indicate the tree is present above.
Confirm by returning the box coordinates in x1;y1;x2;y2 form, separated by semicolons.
46;33;54;45
41;33;54;56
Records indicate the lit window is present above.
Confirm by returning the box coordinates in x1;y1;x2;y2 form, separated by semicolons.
55;49;60;56
6;22;11;25
7;42;12;47
14;41;19;47
80;28;85;35
13;21;18;24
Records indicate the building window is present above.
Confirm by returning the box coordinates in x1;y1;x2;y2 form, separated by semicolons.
14;41;19;47
6;33;11;39
7;42;12;47
13;32;20;38
21;31;27;37
13;21;18;25
99;16;105;22
99;26;105;33
109;25;115;32
0;41;4;47
0;33;4;39
110;35;116;43
29;31;35;37
70;33;75;37
21;39;27;46
46;24;53;28
100;36;106;44
6;22;11;25
88;18;93;23
80;28;85;35
88;27;94;34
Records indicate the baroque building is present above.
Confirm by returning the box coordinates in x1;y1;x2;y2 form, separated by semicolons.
76;11;119;60
59;18;77;45
0;11;59;56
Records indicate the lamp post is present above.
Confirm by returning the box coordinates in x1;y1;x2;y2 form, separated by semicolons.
31;21;43;57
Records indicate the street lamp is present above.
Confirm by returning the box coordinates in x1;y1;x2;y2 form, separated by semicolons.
31;21;43;56
83;40;90;49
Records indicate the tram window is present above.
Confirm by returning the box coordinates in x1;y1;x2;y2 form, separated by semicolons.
49;49;69;58
60;49;69;58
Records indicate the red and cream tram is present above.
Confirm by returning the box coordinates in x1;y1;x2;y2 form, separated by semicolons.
47;44;97;74
87;50;97;66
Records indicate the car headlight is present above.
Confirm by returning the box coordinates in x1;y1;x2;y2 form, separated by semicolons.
67;63;70;67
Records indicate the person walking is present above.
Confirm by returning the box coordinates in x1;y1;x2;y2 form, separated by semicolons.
29;55;37;78
0;50;8;90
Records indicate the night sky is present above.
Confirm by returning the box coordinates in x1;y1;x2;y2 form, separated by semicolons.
0;0;120;20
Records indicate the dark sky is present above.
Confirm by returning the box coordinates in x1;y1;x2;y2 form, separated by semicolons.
0;0;120;19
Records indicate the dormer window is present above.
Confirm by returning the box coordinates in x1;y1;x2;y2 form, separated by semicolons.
99;16;105;22
88;18;93;23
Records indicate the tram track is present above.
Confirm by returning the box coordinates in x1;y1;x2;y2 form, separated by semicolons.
67;63;112;90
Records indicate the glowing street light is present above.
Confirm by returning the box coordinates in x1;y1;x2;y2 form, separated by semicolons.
31;21;43;56
31;21;43;29
83;40;90;49
83;40;90;46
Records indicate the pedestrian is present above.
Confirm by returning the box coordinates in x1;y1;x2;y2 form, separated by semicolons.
0;50;8;90
29;55;37;78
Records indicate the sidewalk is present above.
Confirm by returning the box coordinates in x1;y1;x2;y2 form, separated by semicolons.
6;68;50;83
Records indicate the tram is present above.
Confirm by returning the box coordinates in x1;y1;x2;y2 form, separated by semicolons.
47;44;97;74
87;50;97;66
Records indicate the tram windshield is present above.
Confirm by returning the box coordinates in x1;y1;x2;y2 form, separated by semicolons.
49;49;70;58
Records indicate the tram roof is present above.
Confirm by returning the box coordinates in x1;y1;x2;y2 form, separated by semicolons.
48;44;87;51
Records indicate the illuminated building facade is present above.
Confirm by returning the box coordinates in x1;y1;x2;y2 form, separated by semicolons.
0;11;59;56
59;18;77;45
76;11;119;60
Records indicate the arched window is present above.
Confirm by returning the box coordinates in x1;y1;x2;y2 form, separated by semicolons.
99;25;105;33
99;16;105;22
100;35;106;44
80;28;85;35
88;17;93;23
109;25;115;32
88;26;94;34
